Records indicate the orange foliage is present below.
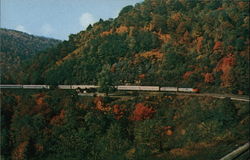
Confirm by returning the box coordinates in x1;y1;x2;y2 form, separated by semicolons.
196;36;204;52
12;141;29;160
163;126;173;136
158;33;171;43
171;13;181;21
131;103;155;121
110;64;116;72
50;109;65;126
183;71;194;80
213;41;222;50
136;50;164;60
100;30;112;36
215;54;236;86
115;25;129;33
94;96;103;110
204;73;214;83
35;94;45;105
165;129;173;136
217;7;224;10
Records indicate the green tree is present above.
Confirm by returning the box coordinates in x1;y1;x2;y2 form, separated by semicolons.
119;5;134;16
98;64;116;95
134;119;163;153
97;123;130;159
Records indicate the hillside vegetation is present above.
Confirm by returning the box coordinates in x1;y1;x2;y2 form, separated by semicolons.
1;90;249;160
17;0;249;95
0;28;61;83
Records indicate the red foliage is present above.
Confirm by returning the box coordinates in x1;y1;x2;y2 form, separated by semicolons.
204;73;214;83
215;54;236;86
183;71;194;80
213;41;222;50
50;109;65;126
35;93;46;105
131;103;155;121
35;144;44;152
113;104;125;120
27;94;52;116
12;141;29;160
94;96;111;111
138;74;145;79
215;55;235;72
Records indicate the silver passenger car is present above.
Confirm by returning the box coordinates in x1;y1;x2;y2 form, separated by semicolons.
117;85;159;91
0;84;22;88
160;87;178;92
22;85;50;89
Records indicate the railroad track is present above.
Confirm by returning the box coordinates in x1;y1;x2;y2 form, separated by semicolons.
220;143;249;160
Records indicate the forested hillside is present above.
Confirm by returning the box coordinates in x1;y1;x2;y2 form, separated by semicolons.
18;0;249;95
0;28;61;83
1;89;249;160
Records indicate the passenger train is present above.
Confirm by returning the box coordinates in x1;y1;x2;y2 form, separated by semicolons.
0;85;50;89
0;84;199;93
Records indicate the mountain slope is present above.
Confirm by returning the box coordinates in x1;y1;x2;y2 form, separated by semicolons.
0;28;61;83
20;0;249;94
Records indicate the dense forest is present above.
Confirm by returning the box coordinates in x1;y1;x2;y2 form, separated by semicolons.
12;0;250;95
1;89;249;160
0;28;61;83
1;0;250;159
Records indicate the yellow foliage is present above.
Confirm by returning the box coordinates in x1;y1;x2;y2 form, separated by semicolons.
126;148;136;159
